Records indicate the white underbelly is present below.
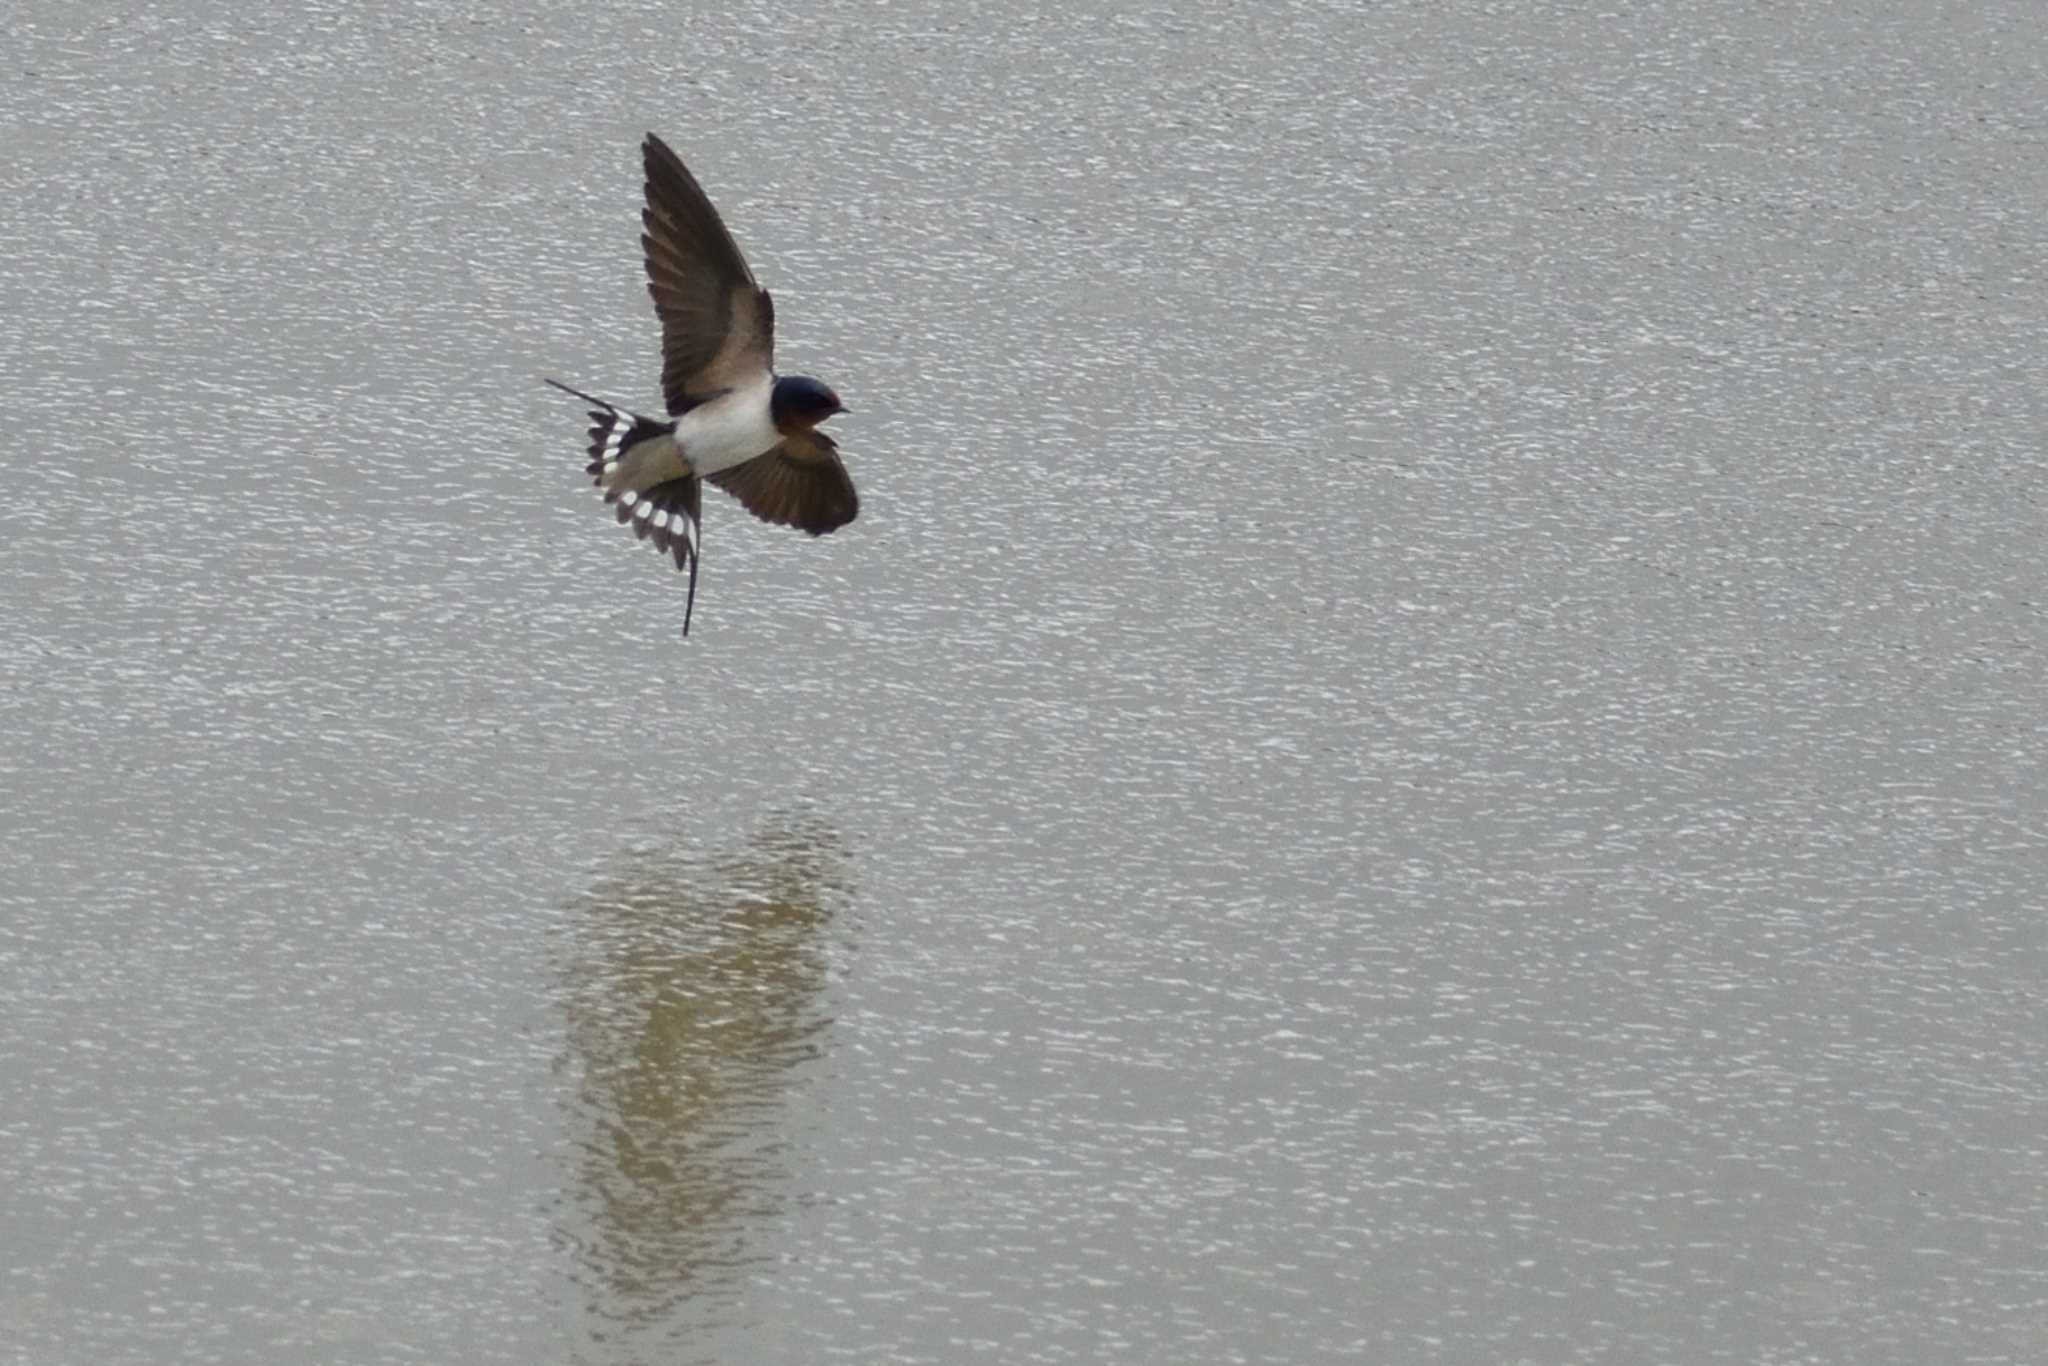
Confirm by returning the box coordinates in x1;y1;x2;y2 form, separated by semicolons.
673;377;779;476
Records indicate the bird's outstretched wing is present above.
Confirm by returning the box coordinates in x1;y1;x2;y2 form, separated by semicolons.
707;428;859;536
641;133;776;416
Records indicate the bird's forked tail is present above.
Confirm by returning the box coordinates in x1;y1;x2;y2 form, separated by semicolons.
546;378;704;636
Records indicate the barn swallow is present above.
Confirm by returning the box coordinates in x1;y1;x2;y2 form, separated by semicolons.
548;132;857;635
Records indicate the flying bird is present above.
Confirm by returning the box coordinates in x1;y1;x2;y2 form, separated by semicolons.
549;133;858;635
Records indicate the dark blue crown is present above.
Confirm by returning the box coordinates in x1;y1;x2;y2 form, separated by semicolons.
771;375;843;421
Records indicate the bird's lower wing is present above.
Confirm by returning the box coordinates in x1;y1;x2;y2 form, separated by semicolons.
705;431;858;536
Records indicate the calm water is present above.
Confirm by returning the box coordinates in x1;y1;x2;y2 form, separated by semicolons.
4;1;2046;1362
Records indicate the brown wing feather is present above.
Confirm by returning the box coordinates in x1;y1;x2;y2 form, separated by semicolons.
705;430;859;536
640;133;775;414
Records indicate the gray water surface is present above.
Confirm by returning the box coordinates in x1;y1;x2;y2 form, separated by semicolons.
4;1;2047;1362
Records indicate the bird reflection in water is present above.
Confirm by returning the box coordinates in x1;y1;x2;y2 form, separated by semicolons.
551;814;851;1339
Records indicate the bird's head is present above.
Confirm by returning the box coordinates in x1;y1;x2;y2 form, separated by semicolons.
771;375;848;432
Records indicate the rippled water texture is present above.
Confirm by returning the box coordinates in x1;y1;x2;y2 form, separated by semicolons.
4;1;2046;1361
